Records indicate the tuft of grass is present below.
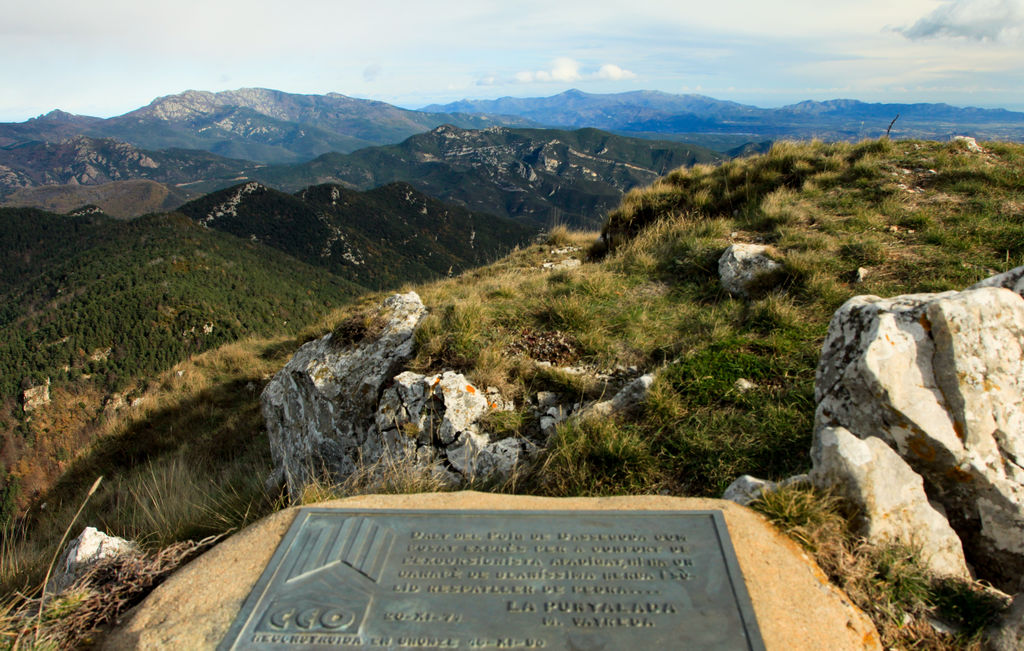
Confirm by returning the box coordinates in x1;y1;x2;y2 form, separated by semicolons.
536;417;661;496
545;225;573;247
298;455;456;504
752;484;1010;650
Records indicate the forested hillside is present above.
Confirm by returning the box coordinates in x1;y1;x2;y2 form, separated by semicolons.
177;181;535;288
0;207;363;501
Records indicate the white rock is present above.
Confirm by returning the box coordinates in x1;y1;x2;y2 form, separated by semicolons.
22;378;50;412
810;427;970;578
542;259;581;270
48;527;137;593
814;274;1024;586
535;391;560;410
722;475;776;506
734;378;757;393
539;415;558;439
376;370;521;483
718;244;784;298
579;373;655;421
952;135;984;153
261;292;427;498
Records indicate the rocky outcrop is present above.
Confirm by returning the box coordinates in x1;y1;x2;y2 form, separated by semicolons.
813;267;1024;587
263;292;539;496
261;292;427;498
21;378;50;412
375;371;530;482
952;135;984;153
718;244;785;297
810;426;969;578
48;527;137;594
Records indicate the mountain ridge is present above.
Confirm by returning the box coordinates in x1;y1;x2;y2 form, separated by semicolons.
0;88;539;164
423;88;1024;143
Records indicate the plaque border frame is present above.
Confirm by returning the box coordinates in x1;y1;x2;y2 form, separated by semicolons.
219;508;765;650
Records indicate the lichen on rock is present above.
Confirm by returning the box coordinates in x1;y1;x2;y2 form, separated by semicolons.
812;267;1024;588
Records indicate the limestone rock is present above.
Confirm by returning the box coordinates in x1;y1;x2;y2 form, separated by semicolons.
734;377;758;393
22;378;50;412
722;473;810;506
261;292;427;498
814;272;1024;587
542;258;581;270
723;475;776;506
48;526;137;594
376;370;529;482
952;135;984;153
718;243;784;298
579;373;655;420
810;426;969;578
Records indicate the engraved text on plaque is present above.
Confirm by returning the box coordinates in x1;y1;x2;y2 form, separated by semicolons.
220;509;764;650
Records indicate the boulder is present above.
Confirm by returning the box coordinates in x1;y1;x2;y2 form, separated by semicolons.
261;292;427;498
718;244;784;298
375;370;531;482
810;426;969;578
48;526;137;594
814;269;1024;587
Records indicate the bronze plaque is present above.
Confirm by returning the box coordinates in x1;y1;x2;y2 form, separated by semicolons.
220;509;764;650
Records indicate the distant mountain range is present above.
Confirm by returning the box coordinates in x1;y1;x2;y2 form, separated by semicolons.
0;180;188;219
0;88;535;164
0;128;724;228
3;86;1024;226
423;89;1024;144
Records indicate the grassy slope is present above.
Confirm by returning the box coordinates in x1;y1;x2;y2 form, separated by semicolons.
4;138;1022;647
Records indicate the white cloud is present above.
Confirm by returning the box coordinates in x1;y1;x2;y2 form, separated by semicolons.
898;0;1024;41
510;58;635;84
363;64;382;82
595;64;637;80
514;57;583;83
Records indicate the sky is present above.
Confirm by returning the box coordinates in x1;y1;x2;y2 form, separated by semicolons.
2;0;1024;122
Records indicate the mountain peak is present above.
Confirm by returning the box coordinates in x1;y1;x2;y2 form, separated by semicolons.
36;109;79;122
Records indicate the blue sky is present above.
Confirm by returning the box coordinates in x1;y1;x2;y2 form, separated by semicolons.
2;0;1023;121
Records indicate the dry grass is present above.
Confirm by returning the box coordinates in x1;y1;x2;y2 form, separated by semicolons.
0;533;223;649
753;484;1009;650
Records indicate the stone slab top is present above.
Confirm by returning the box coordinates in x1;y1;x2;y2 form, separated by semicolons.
103;492;881;651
